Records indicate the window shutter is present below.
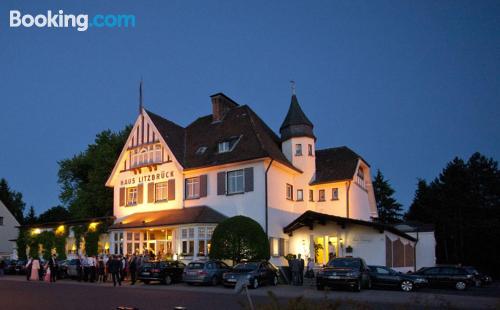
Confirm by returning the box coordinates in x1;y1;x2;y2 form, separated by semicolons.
278;238;285;256
200;175;208;197
147;183;155;203
217;172;226;195
137;184;144;204
119;188;125;207
244;167;254;192
168;179;175;200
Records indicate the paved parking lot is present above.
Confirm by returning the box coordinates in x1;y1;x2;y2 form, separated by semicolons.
1;275;499;309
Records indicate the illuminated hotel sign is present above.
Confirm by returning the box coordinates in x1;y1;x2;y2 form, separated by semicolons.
120;170;174;186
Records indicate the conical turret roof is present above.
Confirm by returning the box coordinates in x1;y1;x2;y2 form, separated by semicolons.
279;95;315;140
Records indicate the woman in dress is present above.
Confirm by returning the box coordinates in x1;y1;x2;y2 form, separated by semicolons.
30;258;40;281
44;261;51;282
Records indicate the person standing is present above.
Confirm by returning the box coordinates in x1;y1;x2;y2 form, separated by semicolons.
30;258;40;281
48;254;58;282
328;241;336;261
89;255;96;283
25;257;33;280
97;256;105;283
128;254;137;285
305;258;315;279
82;255;89;282
120;255;127;282
76;255;82;282
110;255;122;287
290;255;299;286
298;254;305;286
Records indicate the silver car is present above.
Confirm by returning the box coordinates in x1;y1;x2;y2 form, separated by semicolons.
182;260;231;286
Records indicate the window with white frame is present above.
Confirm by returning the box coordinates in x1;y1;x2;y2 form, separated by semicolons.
356;167;366;189
131;144;163;168
286;184;293;200
295;144;302;156
272;238;279;256
181;228;195;256
218;137;240;153
332;188;339;200
127;187;138;206
155;182;168;202
185;177;200;199
227;170;244;194
297;189;304;201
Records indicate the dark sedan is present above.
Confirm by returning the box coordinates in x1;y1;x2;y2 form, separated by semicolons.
4;260;18;275
183;260;231;286
368;265;428;292
464;266;493;287
413;266;475;290
138;260;186;285
222;261;278;289
316;257;371;292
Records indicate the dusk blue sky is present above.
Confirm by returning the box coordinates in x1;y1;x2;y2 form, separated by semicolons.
1;0;499;215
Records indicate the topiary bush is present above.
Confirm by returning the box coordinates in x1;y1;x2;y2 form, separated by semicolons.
209;215;270;264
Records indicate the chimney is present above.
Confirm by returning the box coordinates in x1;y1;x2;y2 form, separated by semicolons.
210;93;239;122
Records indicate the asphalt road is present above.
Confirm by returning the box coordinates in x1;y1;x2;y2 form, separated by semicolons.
0;276;499;310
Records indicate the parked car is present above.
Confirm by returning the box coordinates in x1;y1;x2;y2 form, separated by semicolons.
138;260;186;285
413;266;475;290
15;260;27;275
464;266;493;287
4;260;18;275
316;257;371;292
65;259;81;278
368;265;428;292
183;260;231;286
222;261;278;289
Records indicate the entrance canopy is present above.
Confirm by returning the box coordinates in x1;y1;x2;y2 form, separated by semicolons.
283;210;416;242
110;206;226;230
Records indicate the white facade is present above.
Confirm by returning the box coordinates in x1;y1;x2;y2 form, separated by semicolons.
105;93;433;268
0;200;20;259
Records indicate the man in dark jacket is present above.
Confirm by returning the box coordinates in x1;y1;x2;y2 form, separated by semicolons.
109;255;122;287
48;254;58;282
297;254;304;285
129;255;137;285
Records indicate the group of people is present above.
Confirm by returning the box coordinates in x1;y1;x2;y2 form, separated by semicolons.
25;254;59;282
73;252;151;287
289;254;314;285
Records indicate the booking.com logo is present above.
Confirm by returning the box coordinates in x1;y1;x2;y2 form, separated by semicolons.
9;10;136;32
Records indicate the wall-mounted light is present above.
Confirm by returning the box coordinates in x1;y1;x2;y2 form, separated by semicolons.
89;222;99;232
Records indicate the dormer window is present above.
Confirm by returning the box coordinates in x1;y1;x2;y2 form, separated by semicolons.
295;144;302;156
218;136;240;154
196;146;208;155
356;167;366;189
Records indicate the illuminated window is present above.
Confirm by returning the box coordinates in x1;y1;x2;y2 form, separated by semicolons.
185;177;200;199
155;182;168;202
272;238;279;256
127;187;138;206
131;144;163;168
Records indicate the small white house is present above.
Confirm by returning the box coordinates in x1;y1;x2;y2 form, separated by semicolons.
0;200;20;259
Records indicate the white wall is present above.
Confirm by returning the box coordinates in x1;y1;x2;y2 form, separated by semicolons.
407;231;436;270
0;201;20;258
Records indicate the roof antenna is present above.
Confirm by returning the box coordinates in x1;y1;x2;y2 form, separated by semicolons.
139;77;144;114
290;80;296;95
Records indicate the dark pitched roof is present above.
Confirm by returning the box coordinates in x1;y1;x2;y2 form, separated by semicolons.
279;95;315;140
146;109;186;165
312;146;368;185
145;102;299;172
283;210;417;242
110;206;226;229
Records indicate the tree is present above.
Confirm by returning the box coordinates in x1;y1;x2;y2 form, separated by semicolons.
24;206;37;225
405;153;500;277
372;169;403;224
210;216;270;264
0;178;26;224
58;126;131;219
38;206;71;223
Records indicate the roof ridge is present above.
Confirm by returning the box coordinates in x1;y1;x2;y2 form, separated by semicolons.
145;109;185;129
